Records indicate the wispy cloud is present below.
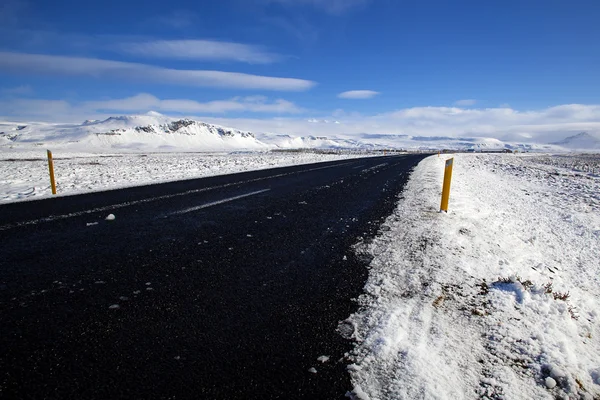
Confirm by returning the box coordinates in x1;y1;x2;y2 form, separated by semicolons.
266;0;370;14
0;52;316;91
1;99;72;117
199;104;600;143
149;10;197;29
0;94;304;120
262;16;319;45
118;40;283;64
85;94;304;114
0;0;29;27
454;99;477;106
338;90;380;99
1;85;33;96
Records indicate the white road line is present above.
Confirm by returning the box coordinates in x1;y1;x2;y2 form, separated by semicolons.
0;160;355;231
361;163;389;173
172;189;271;215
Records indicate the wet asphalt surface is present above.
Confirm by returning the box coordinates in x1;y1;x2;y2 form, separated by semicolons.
0;154;426;399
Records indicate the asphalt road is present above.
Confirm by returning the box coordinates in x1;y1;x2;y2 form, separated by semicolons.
0;154;426;399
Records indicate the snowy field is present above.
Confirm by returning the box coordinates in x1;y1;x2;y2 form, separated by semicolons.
0;150;370;203
346;154;600;399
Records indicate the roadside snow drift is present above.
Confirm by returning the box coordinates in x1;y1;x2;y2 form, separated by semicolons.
0;151;371;203
346;154;600;399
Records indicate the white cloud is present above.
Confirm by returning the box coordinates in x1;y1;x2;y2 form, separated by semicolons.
200;104;600;143
454;99;477;106
118;40;283;64
266;0;370;14
0;52;316;91
0;94;304;120
338;90;380;99
1;85;33;95
85;94;304;114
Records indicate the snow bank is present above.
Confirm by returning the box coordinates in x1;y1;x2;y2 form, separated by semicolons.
0;151;371;203
346;154;600;399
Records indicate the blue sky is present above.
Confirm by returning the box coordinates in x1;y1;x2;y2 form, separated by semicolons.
1;0;599;141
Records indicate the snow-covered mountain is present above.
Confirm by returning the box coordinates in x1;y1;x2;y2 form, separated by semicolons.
352;133;561;153
258;132;551;152
0;113;268;151
255;133;386;150
551;132;600;150
1;112;596;153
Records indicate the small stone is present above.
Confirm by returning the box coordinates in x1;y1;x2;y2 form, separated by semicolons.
109;304;120;310
105;214;116;221
545;377;557;389
308;367;317;374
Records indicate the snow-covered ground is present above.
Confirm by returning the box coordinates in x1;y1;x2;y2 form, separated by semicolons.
0;150;371;203
346;154;600;399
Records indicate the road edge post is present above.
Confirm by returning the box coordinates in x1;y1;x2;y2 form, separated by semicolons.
440;157;453;212
47;150;57;195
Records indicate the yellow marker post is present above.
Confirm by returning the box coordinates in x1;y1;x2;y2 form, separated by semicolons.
440;157;453;212
47;150;57;195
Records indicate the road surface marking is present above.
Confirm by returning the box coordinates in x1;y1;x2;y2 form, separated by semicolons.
361;163;389;173
172;189;271;215
0;160;358;231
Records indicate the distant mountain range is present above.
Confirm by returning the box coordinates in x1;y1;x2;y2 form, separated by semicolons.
1;112;598;153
